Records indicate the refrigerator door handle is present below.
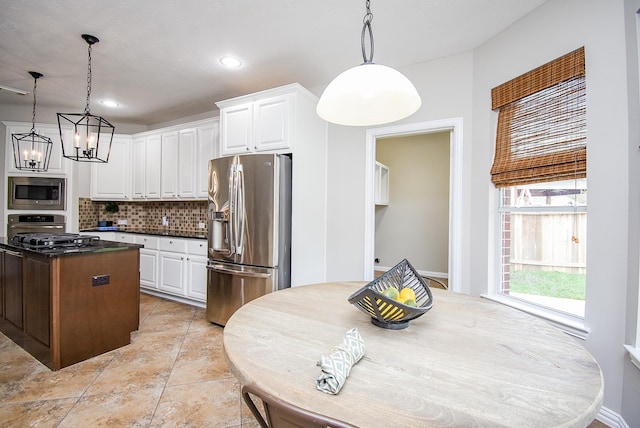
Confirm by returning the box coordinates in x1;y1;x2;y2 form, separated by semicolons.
229;164;238;256
207;264;272;279
236;164;245;255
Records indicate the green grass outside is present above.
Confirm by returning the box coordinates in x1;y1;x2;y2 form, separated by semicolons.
509;270;586;300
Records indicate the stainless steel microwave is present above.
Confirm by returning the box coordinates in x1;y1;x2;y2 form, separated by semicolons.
8;176;66;210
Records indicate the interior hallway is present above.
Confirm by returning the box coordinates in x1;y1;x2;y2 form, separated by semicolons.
0;293;259;427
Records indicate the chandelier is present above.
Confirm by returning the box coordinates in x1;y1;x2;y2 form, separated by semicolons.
316;0;421;126
12;71;53;172
57;34;114;163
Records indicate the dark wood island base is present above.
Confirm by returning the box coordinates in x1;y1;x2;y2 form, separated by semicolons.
0;245;140;370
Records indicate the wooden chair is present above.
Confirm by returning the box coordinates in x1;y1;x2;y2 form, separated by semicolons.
242;384;356;428
424;276;448;290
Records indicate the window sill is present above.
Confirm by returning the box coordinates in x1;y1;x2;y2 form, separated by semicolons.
624;345;640;371
481;293;590;339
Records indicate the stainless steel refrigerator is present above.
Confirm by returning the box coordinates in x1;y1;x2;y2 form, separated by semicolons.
206;153;292;326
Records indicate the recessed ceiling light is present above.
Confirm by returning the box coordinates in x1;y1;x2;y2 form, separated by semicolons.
220;56;242;69
100;99;119;108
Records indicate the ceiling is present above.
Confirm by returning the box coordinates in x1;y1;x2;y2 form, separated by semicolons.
0;0;546;126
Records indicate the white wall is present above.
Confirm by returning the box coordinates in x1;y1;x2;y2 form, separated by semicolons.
324;0;640;424
375;133;450;275
471;0;639;425
324;51;474;286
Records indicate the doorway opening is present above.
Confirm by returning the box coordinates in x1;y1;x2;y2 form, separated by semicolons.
364;118;463;292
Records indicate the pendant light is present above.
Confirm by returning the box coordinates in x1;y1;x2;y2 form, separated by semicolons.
316;0;421;126
12;71;53;172
57;34;114;163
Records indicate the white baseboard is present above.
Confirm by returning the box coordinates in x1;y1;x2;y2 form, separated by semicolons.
375;265;448;279
596;406;629;428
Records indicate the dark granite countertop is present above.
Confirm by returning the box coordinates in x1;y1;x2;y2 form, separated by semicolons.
81;228;207;240
0;238;142;258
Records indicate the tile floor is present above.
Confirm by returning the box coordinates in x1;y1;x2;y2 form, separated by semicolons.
0;293;260;427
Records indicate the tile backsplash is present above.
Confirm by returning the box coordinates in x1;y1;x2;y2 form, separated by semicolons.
78;198;208;233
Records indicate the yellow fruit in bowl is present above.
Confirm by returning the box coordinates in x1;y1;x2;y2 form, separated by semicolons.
398;288;416;303
381;287;399;300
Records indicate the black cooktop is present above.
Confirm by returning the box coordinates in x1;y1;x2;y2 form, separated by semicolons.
11;233;101;249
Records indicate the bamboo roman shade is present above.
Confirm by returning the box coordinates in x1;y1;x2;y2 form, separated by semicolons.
490;47;586;187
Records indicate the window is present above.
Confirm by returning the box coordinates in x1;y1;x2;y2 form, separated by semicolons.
490;48;587;323
498;179;586;317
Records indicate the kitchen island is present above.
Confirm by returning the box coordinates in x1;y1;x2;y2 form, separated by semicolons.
0;236;142;370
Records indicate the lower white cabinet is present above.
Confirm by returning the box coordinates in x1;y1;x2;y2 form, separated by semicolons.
186;240;208;301
128;233;207;304
140;249;159;289
159;251;186;295
135;236;159;290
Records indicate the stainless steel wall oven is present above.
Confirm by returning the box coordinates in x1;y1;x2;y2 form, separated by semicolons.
7;214;66;239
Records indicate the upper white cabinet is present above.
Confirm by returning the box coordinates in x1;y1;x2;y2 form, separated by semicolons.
132;133;162;199
219;103;253;154
254;94;294;152
217;85;299;156
145;134;162;198
196;121;219;198
217;83;329;287
160;131;179;198
4;122;70;175
125;118;218;201
132;137;146;199
177;129;196;198
90;135;132;200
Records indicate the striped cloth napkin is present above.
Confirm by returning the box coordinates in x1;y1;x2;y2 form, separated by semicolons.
316;328;366;395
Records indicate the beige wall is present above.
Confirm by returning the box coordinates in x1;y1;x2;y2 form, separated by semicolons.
374;132;450;275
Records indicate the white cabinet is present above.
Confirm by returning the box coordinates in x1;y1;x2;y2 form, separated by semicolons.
158;237;188;297
132;134;162;199
100;231;208;304
91;231;115;241
127;118;217;201
218;88;295;156
159;251;186;296
145;134;162;198
186;240;208;301
139;248;159;290
132;137;146;199
178;129;197;198
160;131;179;198
216;83;329;287
157;236;207;302
90;135;132;200
254;94;293;152
220;103;253;154
4;122;69;175
374;161;390;206
196;120;219;198
135;235;159;291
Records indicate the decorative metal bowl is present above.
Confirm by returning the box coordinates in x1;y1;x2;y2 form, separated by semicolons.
348;259;436;330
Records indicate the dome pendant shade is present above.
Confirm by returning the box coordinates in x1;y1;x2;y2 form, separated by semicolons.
317;63;421;126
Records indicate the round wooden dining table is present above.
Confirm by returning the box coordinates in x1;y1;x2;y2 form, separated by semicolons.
223;281;603;427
